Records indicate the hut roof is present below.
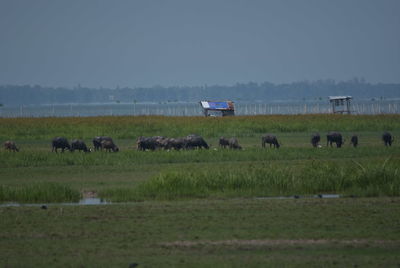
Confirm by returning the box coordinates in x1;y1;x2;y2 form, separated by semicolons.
329;96;352;101
200;101;234;111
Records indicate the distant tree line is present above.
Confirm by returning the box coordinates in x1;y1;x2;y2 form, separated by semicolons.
0;79;399;106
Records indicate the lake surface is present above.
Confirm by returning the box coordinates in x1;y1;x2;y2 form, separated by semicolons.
1;100;399;117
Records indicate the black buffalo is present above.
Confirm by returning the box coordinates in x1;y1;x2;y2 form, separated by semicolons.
163;138;185;150
350;135;358;147
153;136;168;149
4;140;19;152
382;132;394;146
229;138;242;150
326;132;343;148
71;139;91;152
184;134;209;149
311;133;321;148
52;137;71;153
261;134;280;148
93;136;104;151
219;137;230;148
101;139;119;152
137;136;159;151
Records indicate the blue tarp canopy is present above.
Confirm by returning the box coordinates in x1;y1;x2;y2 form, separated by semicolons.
200;101;234;110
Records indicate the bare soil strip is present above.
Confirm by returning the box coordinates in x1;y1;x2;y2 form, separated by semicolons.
160;239;400;247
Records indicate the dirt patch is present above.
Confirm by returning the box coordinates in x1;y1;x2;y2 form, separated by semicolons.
160;239;400;248
82;191;98;198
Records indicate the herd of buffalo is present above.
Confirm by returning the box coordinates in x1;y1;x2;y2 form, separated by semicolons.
2;132;395;153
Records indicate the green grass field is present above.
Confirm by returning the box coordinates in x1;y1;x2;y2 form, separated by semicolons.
1;198;400;267
1;115;400;266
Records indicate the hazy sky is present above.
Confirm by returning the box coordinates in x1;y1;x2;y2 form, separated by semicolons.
0;0;399;88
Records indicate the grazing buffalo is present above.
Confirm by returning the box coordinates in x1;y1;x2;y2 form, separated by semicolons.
382;132;394;146
137;136;187;151
184;134;209;149
229;138;242;150
350;135;358;148
71;139;91;152
52;137;71;153
4;140;19;152
153;136;168;149
137;136;158;151
93;136;106;151
101;139;119;152
311;133;321;148
219;137;230;148
163;138;185;150
93;136;116;151
261;134;280;148
326;132;343;148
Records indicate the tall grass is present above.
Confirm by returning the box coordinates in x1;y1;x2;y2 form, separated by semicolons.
100;159;400;201
0;182;80;203
1;146;399;168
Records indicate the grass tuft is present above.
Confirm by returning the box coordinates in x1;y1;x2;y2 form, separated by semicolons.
100;159;400;201
0;182;80;203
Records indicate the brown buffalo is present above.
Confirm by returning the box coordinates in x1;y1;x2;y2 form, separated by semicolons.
4;140;19;152
101;139;119;152
93;136;115;151
219;137;230;148
229;138;242;150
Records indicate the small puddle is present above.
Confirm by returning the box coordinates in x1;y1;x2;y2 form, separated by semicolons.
78;197;110;205
0;197;111;207
316;194;340;198
255;194;341;200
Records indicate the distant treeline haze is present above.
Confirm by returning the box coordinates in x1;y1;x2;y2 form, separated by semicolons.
1;79;399;105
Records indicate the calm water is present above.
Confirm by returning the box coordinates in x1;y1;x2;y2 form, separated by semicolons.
1;100;399;118
0;194;340;207
0;198;110;207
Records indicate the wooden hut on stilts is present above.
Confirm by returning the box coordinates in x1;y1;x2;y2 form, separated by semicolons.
329;96;352;114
